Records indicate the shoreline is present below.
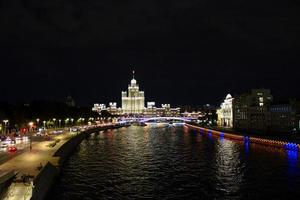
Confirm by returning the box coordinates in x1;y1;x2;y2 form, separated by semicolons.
0;123;130;200
185;123;300;151
31;123;130;200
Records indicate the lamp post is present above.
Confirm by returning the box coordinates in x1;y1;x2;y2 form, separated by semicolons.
36;118;40;130
65;118;69;127
71;118;74;126
53;118;56;129
43;121;46;129
28;122;34;150
59;119;61;128
3;120;9;135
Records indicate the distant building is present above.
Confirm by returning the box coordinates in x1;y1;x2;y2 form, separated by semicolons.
217;94;234;127
122;71;145;114
66;95;76;107
92;104;107;113
92;71;180;117
198;104;218;126
233;89;273;131
144;102;157;116
270;99;300;133
182;111;203;118
143;102;180;117
107;102;122;115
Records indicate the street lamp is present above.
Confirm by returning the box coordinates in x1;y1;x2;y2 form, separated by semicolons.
53;118;56;128
71;118;74;126
36;118;40;129
59;119;61;128
28;122;34;150
3;120;9;135
43;121;46;129
65;118;70;127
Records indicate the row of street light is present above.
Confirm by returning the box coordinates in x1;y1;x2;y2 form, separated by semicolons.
0;116;115;135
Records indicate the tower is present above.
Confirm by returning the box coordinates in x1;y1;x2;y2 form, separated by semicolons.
121;71;145;114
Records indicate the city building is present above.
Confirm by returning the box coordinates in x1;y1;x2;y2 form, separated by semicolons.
270;99;300;133
121;71;145;114
182;111;204;118
143;102;180;117
92;104;107;113
217;94;234;127
233;89;273;131
143;102;157;116
92;71;180;117
107;102;123;115
195;104;218;126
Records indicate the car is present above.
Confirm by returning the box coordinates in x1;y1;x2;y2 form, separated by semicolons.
4;138;12;144
0;143;8;149
7;146;17;152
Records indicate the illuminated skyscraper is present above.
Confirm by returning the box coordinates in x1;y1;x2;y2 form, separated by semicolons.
122;71;145;114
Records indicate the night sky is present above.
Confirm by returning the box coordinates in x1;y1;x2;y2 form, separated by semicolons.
0;0;299;107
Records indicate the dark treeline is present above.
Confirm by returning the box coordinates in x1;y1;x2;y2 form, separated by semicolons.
0;101;99;129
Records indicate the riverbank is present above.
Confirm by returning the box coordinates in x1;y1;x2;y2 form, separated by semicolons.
31;123;130;200
185;123;300;151
209;125;300;144
0;123;130;200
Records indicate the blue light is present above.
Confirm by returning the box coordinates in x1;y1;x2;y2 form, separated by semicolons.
244;136;250;144
244;142;250;155
287;150;298;160
286;149;299;176
284;143;299;151
199;129;204;135
208;131;212;140
220;132;225;138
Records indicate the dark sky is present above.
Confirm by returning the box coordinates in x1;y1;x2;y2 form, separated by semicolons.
0;0;299;107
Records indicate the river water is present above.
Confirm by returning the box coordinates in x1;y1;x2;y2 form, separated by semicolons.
50;124;300;199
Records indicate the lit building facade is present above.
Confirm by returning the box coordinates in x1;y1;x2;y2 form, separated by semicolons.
121;72;145;114
92;104;106;112
107;102;123;115
143;102;180;117
93;71;180;117
270;99;300;133
233;89;273;131
217;94;234;127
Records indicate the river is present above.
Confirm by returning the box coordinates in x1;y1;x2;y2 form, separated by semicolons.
50;124;300;199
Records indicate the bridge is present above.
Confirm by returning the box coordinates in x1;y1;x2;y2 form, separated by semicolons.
119;117;197;123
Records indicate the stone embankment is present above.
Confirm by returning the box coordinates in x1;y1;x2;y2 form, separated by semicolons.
185;123;300;151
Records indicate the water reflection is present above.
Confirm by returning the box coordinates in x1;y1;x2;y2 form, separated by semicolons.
287;150;299;176
215;139;244;198
51;125;300;200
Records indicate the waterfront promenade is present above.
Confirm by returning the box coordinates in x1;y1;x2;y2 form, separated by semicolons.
0;130;75;200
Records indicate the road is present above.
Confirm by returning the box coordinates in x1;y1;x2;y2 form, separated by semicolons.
0;129;76;200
